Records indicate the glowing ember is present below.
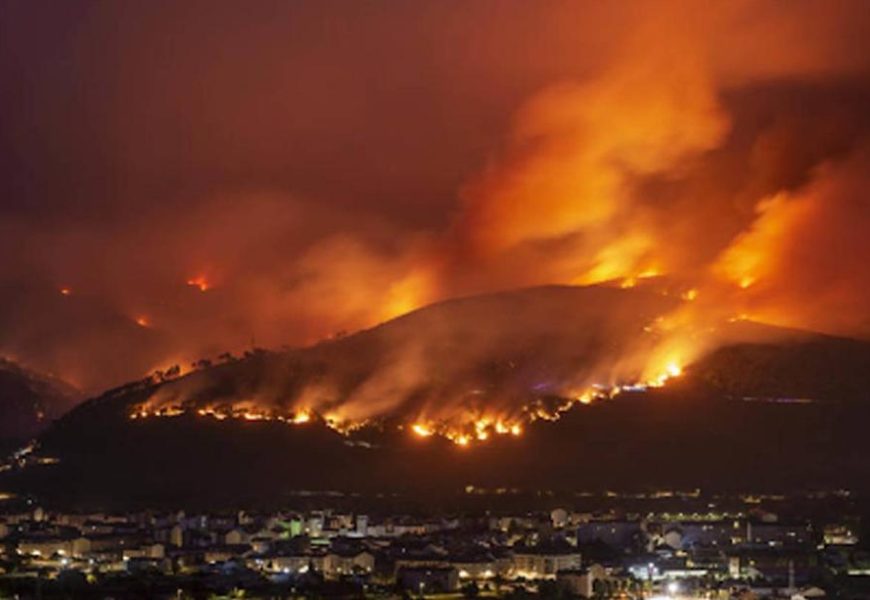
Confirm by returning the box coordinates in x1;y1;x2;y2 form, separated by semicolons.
135;316;150;327
186;276;210;292
292;410;312;424
59;287;71;296
241;411;268;421
129;347;693;447
412;423;433;437
646;360;684;388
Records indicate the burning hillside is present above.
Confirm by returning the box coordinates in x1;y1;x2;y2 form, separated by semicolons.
120;285;801;446
1;3;869;395
4;296;869;508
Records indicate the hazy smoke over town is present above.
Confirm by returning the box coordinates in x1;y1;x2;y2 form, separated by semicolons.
1;0;869;393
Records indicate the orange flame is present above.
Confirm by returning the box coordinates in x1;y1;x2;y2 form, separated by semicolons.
292;410;312;424
128;366;694;447
186;276;210;292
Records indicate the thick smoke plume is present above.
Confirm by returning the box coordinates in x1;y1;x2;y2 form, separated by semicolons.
0;0;869;398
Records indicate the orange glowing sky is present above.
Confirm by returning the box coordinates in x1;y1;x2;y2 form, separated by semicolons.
0;0;868;392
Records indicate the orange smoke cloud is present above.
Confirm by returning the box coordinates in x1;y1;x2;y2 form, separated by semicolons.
714;150;870;336
33;1;869;450
276;235;440;340
459;34;728;272
441;1;870;344
2;0;869;395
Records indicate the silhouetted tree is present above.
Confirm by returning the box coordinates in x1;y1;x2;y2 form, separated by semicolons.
192;359;212;370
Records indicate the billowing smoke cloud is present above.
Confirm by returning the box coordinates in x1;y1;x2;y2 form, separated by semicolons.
1;0;869;395
715;149;870;336
457;16;729;270
446;2;870;304
135;284;685;442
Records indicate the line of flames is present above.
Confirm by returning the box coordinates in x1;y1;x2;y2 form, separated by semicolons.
128;362;683;447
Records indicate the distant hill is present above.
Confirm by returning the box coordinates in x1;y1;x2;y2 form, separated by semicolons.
0;358;80;447
2;285;869;509
691;335;870;401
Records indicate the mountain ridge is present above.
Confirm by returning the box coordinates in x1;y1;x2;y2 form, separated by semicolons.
2;284;869;508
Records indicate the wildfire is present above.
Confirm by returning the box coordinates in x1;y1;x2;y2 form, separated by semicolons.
186;276;210;292
647;360;684;388
128;376;687;446
412;423;433;437
380;270;433;323
135;316;150;327
242;411;268;421
292;410;312;424
577;391;594;405
130;351;690;448
197;407;227;420
59;287;71;296
612;268;663;290
407;416;526;446
134;403;318;427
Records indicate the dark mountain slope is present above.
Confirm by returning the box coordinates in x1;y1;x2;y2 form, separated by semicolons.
0;358;80;448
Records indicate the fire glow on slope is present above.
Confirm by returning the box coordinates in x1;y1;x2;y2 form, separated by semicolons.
123;278;732;447
128;331;687;447
3;3;868;397
59;5;870;432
